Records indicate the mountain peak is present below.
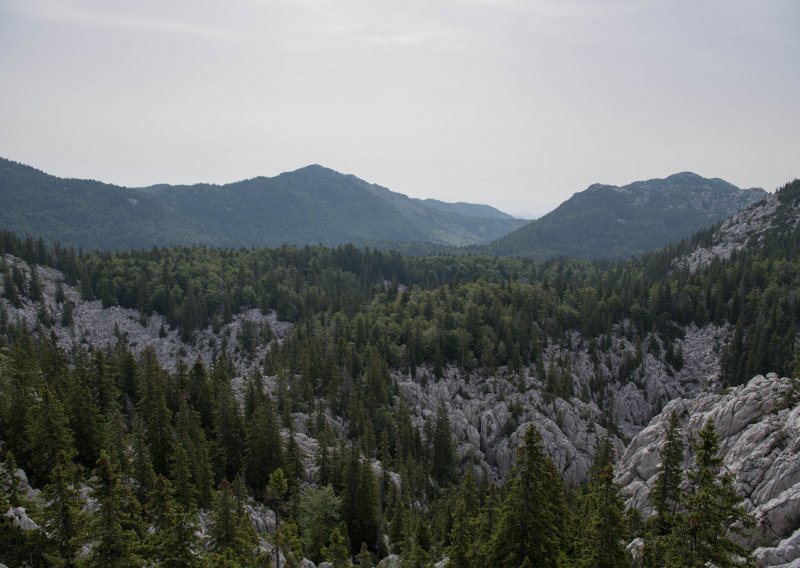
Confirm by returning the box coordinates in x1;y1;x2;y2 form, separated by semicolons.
284;163;342;177
665;171;703;180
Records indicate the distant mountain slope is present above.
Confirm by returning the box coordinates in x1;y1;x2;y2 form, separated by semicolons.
678;178;800;271
487;172;767;259
0;158;527;250
414;198;516;219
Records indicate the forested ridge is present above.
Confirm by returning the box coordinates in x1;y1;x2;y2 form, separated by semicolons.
0;158;526;251
0;179;798;566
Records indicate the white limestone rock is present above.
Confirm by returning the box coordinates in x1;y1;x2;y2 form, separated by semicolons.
615;374;800;567
5;506;39;531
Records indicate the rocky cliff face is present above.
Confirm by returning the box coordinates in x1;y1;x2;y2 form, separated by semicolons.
615;374;800;567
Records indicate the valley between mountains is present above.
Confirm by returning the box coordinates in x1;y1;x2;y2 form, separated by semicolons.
0;175;798;567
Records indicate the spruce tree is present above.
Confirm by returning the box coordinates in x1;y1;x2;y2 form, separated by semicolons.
355;542;372;568
342;447;379;555
666;418;755;568
277;521;304;568
323;525;354;568
245;396;283;498
24;385;76;485
298;484;342;562
651;411;684;535
90;451;143;568
432;401;455;485
210;479;237;551
65;363;104;469
138;348;174;476
147;475;200;568
209;478;256;560
131;417;157;504
267;467;290;568
42;451;87;566
642;410;684;567
27;264;42;301
213;364;244;479
580;437;628;568
488;424;566;568
446;469;480;566
447;492;475;568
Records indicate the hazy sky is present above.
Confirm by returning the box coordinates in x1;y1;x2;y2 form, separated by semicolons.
1;0;797;218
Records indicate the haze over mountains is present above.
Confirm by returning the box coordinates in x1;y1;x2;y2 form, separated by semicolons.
0;157;766;258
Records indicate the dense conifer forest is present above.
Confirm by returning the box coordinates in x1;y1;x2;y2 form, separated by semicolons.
0;179;798;566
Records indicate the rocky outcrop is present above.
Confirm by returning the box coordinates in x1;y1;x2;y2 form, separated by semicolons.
4;506;39;531
0;254;290;378
397;365;619;483
678;189;799;272
615;374;800;567
396;320;726;483
376;554;401;568
679;194;778;271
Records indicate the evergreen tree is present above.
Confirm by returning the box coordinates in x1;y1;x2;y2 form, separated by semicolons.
388;484;409;555
447;491;476;568
148;475;200;568
642;410;684;566
210;479;238;552
267;467;290;568
209;478;257;560
24;385;75;485
446;470;480;566
245;396;283;498
276;521;304;568
342;446;380;555
55;280;66;304
42;450;87;566
432;401;455;485
323;525;353;568
90;451;143;568
213;363;245;479
65;363;104;469
666;418;755;568
488;425;566;568
315;422;336;486
298;484;342;563
138;348;174;476
580;437;628;568
2;262;20;306
27;264;43;301
61;299;75;327
131;417;157;504
355;542;372;568
172;398;214;508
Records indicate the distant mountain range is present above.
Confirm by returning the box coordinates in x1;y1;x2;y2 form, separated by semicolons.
484;172;767;259
0;158;526;250
0;157;768;258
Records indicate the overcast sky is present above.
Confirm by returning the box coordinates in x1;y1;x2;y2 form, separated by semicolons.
0;0;797;218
